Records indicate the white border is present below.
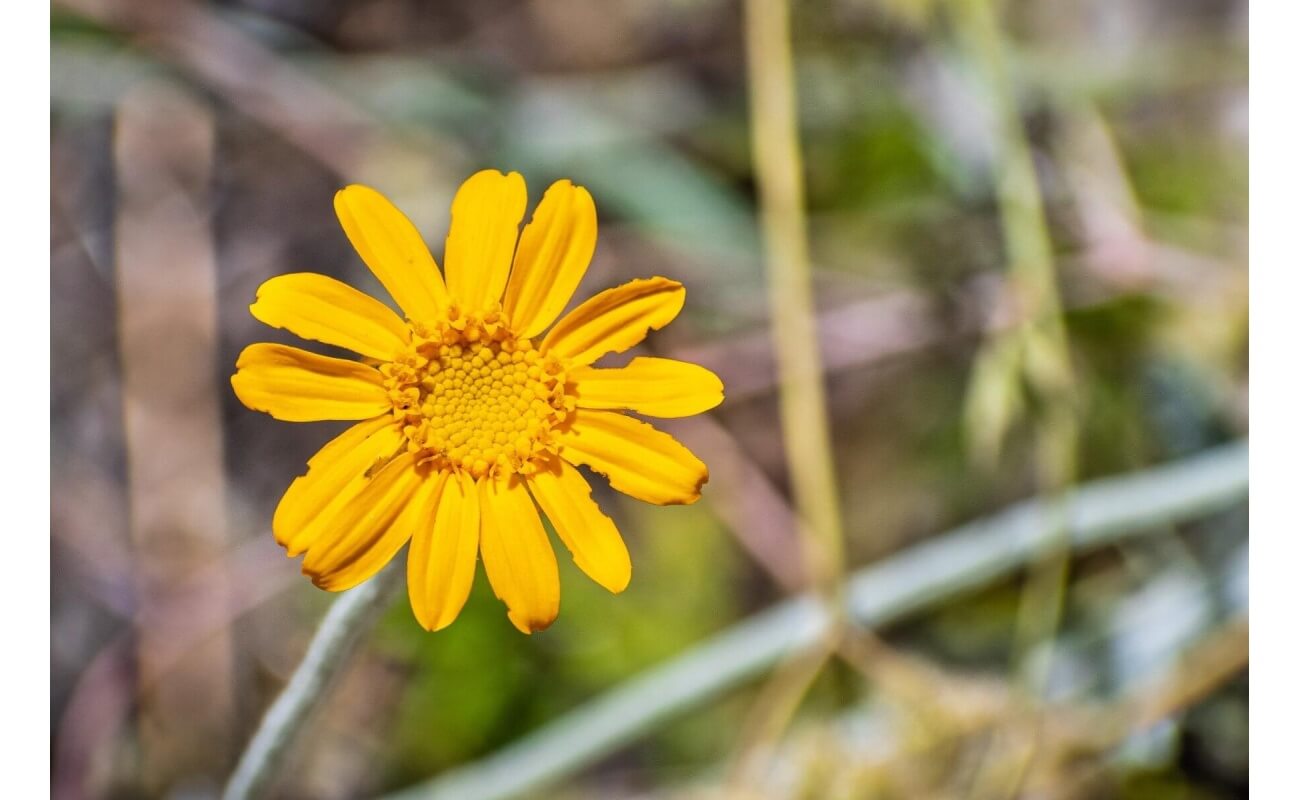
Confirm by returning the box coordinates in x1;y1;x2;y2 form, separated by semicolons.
8;2;51;794
1249;1;1292;794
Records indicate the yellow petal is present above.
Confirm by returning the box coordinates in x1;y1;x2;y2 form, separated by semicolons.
334;184;449;321
301;453;424;591
571;357;724;418
527;458;630;594
231;343;390;421
249;272;410;360
502;180;597;338
541;277;685;366
558;410;708;505
408;471;480;631
444;169;528;313
478;474;560;634
273;417;404;555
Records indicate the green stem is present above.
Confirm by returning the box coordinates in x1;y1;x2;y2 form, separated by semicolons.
222;560;405;800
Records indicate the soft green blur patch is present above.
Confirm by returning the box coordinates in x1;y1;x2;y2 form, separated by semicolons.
804;107;943;212
1065;296;1166;475
1118;770;1221;800
904;582;1023;669
376;572;550;780
1120;134;1247;223
51;8;116;38
550;495;740;684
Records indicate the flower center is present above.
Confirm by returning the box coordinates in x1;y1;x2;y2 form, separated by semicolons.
381;311;574;480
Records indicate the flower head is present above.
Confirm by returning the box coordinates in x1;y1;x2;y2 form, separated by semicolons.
232;170;723;633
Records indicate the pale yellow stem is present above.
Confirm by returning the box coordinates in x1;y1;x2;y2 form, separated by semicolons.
744;0;846;602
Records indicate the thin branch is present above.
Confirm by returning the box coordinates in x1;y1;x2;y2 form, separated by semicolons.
222;561;406;800
382;440;1247;800
1127;615;1249;731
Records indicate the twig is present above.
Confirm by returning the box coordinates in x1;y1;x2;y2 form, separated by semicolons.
222;560;406;800
675;416;806;591
382;440;1246;800
1127;616;1249;731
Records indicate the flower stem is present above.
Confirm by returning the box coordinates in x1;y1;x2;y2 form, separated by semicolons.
222;560;405;800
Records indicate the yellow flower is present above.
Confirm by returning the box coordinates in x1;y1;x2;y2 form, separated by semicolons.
232;170;723;634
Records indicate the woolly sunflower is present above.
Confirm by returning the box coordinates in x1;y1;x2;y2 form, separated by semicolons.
232;170;723;633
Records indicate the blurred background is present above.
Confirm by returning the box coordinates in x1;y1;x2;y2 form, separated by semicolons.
51;0;1248;798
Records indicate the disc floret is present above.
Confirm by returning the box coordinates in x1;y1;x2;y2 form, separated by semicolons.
381;307;576;479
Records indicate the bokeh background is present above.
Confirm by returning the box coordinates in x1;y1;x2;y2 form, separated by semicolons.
51;0;1248;798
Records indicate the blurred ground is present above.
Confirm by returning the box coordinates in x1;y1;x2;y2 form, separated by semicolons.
52;1;1247;798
